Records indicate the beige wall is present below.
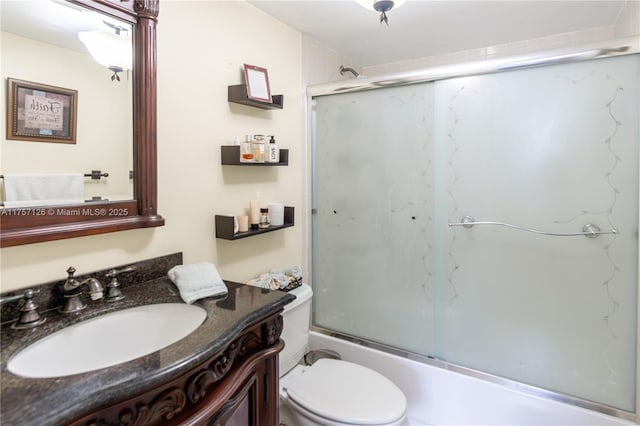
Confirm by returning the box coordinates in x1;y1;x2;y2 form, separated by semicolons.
1;1;303;292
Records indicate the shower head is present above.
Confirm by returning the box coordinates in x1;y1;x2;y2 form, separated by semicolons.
339;65;359;78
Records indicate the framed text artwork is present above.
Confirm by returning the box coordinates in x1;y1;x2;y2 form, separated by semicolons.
6;78;78;144
243;64;272;103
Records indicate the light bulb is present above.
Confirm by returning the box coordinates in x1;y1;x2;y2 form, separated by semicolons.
355;0;407;12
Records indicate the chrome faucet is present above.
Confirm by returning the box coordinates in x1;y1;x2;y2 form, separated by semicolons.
0;289;46;329
60;266;104;314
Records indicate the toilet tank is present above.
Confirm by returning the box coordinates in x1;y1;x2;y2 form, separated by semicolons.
279;283;313;375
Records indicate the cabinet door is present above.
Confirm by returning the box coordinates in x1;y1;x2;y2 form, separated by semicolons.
208;374;257;426
212;382;255;426
208;354;279;426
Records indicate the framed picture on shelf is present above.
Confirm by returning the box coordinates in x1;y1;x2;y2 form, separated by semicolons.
243;64;272;103
6;78;78;144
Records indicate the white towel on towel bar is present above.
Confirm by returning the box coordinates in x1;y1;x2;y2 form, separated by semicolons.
3;173;84;202
3;198;85;208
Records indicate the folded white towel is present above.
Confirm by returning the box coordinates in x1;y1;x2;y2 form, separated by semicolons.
168;263;228;304
3;173;84;202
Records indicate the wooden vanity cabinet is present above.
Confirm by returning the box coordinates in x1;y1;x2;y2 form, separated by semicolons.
69;312;284;426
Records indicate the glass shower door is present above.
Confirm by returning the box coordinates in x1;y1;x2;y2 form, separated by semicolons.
312;84;436;356
432;55;639;411
311;54;639;412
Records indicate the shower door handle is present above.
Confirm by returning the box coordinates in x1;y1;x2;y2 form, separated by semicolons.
448;215;618;239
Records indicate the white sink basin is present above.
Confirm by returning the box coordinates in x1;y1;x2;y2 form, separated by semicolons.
8;303;207;378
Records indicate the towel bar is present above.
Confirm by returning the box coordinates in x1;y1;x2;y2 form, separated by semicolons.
0;171;109;180
448;215;618;239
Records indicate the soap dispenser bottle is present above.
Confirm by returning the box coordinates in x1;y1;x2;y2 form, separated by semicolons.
267;135;279;163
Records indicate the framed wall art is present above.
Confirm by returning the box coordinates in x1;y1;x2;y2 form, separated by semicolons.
6;78;78;144
243;64;272;103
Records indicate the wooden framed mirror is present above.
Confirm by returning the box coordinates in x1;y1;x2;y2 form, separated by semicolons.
0;0;164;247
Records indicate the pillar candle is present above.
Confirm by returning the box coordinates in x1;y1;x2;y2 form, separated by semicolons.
238;215;249;232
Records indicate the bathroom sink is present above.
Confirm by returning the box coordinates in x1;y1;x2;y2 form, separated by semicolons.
7;303;207;378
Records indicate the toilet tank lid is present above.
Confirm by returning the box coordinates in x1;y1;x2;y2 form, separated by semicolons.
283;283;313;313
284;358;407;425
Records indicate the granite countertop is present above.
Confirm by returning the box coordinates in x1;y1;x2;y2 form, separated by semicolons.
0;277;295;426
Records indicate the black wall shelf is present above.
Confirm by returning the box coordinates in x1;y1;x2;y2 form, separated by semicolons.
215;207;294;240
228;85;283;110
221;145;289;166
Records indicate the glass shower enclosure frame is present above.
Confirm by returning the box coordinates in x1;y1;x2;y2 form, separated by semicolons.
307;38;640;421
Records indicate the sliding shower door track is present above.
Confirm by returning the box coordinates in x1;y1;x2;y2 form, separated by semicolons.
311;326;636;422
308;37;638;98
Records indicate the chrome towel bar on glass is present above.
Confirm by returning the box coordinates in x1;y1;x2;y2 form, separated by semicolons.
448;215;618;239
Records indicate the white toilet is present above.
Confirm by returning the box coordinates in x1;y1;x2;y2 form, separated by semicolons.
279;284;408;426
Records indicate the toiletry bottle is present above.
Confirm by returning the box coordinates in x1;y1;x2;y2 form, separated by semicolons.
259;208;270;228
267;135;279;163
253;134;266;163
250;199;260;229
240;134;254;163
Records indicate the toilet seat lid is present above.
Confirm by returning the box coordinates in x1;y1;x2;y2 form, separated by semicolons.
285;358;407;425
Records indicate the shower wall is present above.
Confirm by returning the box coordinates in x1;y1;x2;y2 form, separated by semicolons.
312;54;639;412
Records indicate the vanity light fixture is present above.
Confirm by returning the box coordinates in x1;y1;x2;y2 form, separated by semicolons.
78;23;132;81
356;0;407;25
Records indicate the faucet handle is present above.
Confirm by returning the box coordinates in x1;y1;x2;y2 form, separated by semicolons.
0;289;35;305
105;265;137;279
11;289;46;330
63;266;81;293
104;266;136;302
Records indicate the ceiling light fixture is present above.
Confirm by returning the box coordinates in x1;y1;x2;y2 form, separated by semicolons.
78;23;132;81
356;0;407;25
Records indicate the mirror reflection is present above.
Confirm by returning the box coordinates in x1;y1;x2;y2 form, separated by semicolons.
0;0;134;207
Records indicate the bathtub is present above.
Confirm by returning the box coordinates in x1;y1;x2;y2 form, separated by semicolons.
309;331;636;426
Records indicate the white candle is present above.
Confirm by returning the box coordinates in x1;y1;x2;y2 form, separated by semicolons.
238;215;249;232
